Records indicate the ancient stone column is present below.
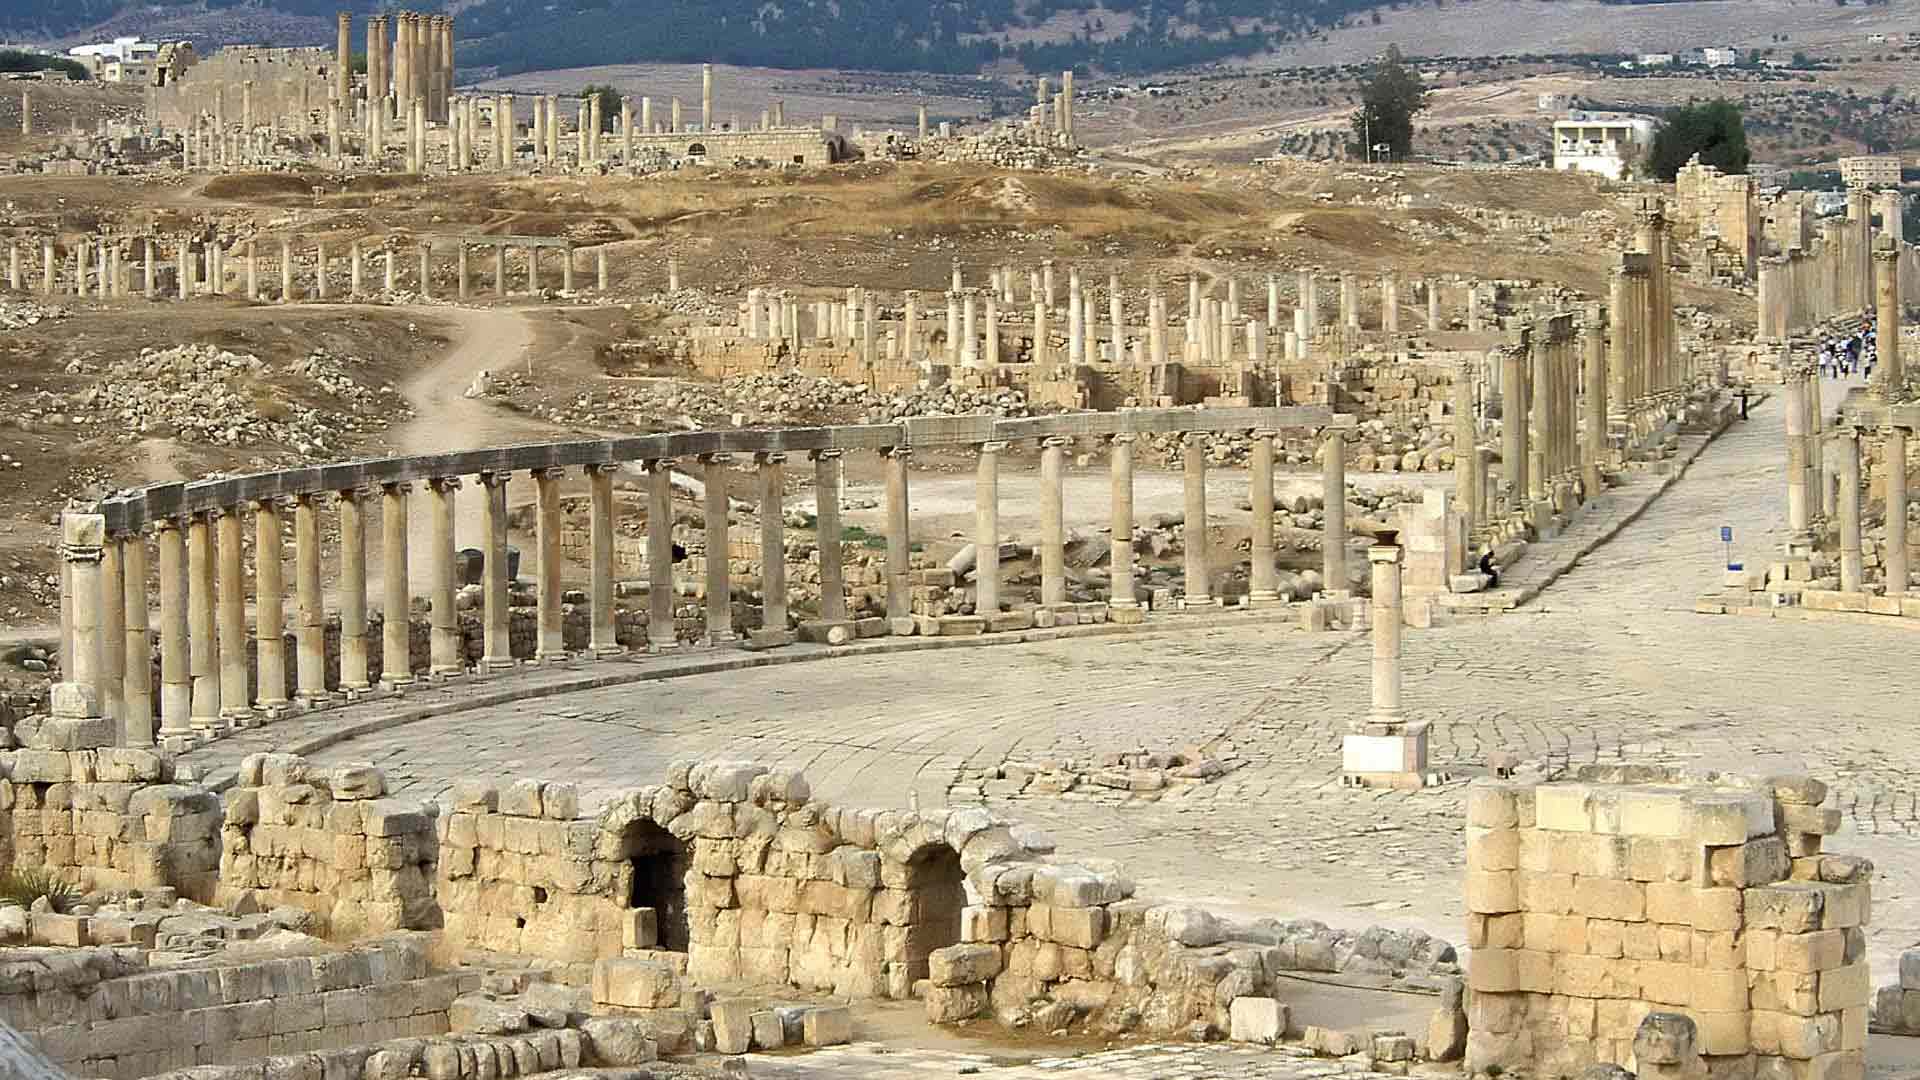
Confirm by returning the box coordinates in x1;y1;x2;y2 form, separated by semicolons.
693;454;732;643
338;488;370;691
586;466;619;656
494;246;506;297
293;494;326;701
98;533;125;728
40;239;52;296
525;247;538;294
122;529;152;745
1300;268;1319;336
1454;363;1477;526
1785;375;1811;537
480;471;512;669
1039;436;1067;608
1529;330;1551;505
756;453;788;636
1067;273;1085;365
251;499;286;711
945;291;961;363
48;512;107;737
1467;285;1482;332
598;248;609;292
522;469;562;662
426;477;462;674
367;15;384;116
1369;541;1403;724
975;441;1004;616
1323;431;1347;594
1840;430;1864;592
315;243;329;300
1150;288;1167;365
808;450;849;626
1250;429;1278;601
622;98;633;163
380;481;412;686
1381;273;1399;333
186;512;219;731
1182;434;1211;604
20;90;30;136
1427;278;1442;329
176;240;191;301
881;447;912;627
671;98;682;134
1888;426;1909;595
1109;434;1137;608
1043;259;1056;309
984;295;1000;367
1340;273;1359;330
156;518;191;737
1877;246;1902;397
281;239;294;303
643;459;678;651
701;63;714;133
1583;315;1607;496
384;249;396;294
1500;345;1527;511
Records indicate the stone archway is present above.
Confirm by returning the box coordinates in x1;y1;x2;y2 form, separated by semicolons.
618;818;691;952
900;842;965;983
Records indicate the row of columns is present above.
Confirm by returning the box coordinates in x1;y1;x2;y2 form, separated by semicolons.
2;238;615;301
82;428;1353;746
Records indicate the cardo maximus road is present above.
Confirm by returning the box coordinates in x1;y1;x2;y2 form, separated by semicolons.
181;382;1920;981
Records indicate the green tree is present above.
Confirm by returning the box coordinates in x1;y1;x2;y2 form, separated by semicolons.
581;84;621;132
1645;99;1750;180
1349;44;1427;161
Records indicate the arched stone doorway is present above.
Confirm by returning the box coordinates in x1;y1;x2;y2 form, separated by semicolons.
618;819;691;952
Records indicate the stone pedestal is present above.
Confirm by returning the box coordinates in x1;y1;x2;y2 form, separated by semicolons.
1341;541;1436;789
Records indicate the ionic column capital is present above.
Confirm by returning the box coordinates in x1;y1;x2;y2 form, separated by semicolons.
335;485;370;501
1181;432;1208;448
528;467;565;482
381;479;413;494
698;452;734;465
1251;428;1278;441
643;457;677;473
1039;436;1070;449
249;496;292;514
1368;543;1404;565
477;470;512;487
883;446;913;460
1108;433;1136;447
809;448;843;461
754;451;787;466
428;475;464;492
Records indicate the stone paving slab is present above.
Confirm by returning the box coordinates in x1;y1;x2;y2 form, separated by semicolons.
737;1042;1416;1079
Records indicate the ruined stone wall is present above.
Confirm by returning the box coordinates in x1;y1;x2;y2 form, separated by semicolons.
152;47;337;131
0;745;218;901
0;936;457;1079
217;754;439;938
1676;162;1758;279
630;130;829;166
1464;767;1871;1078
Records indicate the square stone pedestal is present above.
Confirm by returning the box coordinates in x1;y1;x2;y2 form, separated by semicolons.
1341;721;1434;789
1108;603;1147;625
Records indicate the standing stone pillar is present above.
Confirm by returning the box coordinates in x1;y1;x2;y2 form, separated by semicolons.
645;459;678;651
1381;273;1399;333
1877;246;1903;397
960;291;978;367
975;442;1004;617
380;482;412;686
176;241;191;301
1454;363;1477;527
702;63;714;133
1427;279;1442;329
384;250;396;295
1583;315;1607;496
882;447;912;630
525;247;538;294
1785;376;1811;538
157;518;191;737
99;534;125;728
145;240;156;299
122;529;153;746
351;244;364;296
1043;259;1056;309
622;98;633;163
1108;273;1124;361
253;499;286;711
494;246;507;297
1340;273;1358;330
1500;345;1527;511
337;488;370;692
1840;430;1864;592
533;470;565;661
1370;542;1402;722
479;472;513;670
1150;288;1167;365
418;245;432;299
1467;285;1483;332
1888;426;1909;595
457;245;469;299
40;239;52;296
1109;434;1137;610
293;495;326;702
1182;433;1211;604
587;466;619;656
280;240;294;303
562;249;574;293
428;477;463;674
49;512;107;739
1528;333;1551;506
315;243;328;300
807;450;849;631
701;455;733;642
1323;431;1348;594
1250;429;1278;601
1067;273;1084;365
186;512;219;731
984;295;1001;367
756;453;789;639
1039;436;1067;608
598;249;609;292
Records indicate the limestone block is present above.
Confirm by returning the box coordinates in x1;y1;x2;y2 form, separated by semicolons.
1770;775;1830;806
1467;870;1520;914
1303;1025;1362;1056
803;1005;853;1046
709;998;756;1054
692;761;769;801
542;783;580;820
1691;887;1743;931
1708;838;1790;888
38;715;114;750
329;765;386;801
1227;997;1287;1044
591;958;680;1009
925;982;989;1023
10;750;71;783
930;944;1003;987
1049;907;1105;949
581;1017;656;1065
1687;794;1775;845
500;780;543;818
259;753;311;786
1820;962;1872;1011
450;994;531;1035
962;905;1009;943
1534;784;1594;832
749;1010;785;1049
1145;905;1222;947
93;748;166;783
361;800;433;837
1749;884;1826;933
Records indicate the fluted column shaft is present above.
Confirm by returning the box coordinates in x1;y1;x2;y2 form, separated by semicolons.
884;448;911;622
703;455;732;641
254;500;286;707
758;453;788;634
381;483;412;684
1182;434;1210;603
1109;435;1136;608
1323;432;1347;593
187;513;219;730
1250;431;1277;600
647;459;678;650
1040;437;1067;607
122;533;153;745
429;478;463;672
588;466;619;654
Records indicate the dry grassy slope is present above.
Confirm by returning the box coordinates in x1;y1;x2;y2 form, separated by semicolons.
0;80;142;154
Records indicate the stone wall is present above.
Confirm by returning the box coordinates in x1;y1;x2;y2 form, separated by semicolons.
628;129;831;167
217;753;439;938
152;47;337;132
0;744;218;901
0;935;458;1079
1464;766;1871;1078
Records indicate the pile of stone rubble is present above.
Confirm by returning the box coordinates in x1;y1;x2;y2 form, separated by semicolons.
486;370;1035;431
0;302;68;331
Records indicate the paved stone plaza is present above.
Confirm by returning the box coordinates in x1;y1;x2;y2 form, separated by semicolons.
176;383;1920;995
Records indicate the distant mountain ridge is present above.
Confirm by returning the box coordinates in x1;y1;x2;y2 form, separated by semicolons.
3;0;1395;76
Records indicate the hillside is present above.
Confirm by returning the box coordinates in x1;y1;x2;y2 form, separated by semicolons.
9;0;1920;81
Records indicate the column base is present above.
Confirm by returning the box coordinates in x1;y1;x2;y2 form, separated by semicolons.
588;644;626;660
1341;721;1435;788
532;652;573;666
430;665;467;680
477;657;516;674
379;675;416;692
1108;604;1147;626
1178;596;1219;610
705;631;739;647
646;639;680;655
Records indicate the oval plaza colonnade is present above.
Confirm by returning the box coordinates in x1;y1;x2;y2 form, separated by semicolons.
73;405;1351;753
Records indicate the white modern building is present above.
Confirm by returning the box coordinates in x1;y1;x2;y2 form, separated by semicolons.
1552;110;1657;180
1702;47;1740;67
67;37;159;80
